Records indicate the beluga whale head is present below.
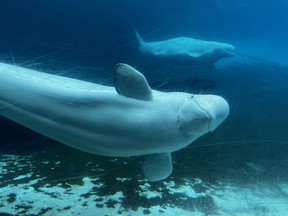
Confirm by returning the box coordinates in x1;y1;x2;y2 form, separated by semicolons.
210;42;235;58
0;62;229;181
177;94;229;136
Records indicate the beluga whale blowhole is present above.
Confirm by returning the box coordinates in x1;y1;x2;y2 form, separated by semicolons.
0;62;229;181
136;31;235;65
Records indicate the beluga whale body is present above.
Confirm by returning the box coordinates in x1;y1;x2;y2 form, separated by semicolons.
136;31;235;65
0;62;229;181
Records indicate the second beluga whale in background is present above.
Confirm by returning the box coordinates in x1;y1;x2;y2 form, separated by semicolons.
0;62;229;181
136;31;235;65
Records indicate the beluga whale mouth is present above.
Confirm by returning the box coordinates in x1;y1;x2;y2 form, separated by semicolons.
0;62;229;181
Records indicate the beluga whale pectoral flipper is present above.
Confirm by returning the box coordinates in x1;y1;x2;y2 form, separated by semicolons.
135;30;235;65
0;61;229;181
143;153;172;181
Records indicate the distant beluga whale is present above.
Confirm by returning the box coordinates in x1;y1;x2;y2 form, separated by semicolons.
0;62;229;181
136;31;235;65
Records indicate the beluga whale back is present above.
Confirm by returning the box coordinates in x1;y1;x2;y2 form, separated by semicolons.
136;31;235;65
0;62;229;181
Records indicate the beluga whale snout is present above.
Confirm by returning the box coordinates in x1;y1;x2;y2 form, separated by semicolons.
177;95;229;138
0;62;229;181
192;95;229;132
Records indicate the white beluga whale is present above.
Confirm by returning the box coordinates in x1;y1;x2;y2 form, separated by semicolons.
136;31;235;65
0;62;229;181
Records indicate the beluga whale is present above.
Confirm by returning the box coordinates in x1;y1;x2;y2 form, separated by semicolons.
0;62;229;181
136;31;235;65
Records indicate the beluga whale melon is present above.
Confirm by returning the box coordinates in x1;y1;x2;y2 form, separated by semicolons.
136;31;235;65
0;62;229;181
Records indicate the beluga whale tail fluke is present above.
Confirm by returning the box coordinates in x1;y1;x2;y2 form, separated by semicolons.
0;61;229;181
135;30;235;65
135;30;145;49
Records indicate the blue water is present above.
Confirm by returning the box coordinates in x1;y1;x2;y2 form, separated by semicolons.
0;1;288;215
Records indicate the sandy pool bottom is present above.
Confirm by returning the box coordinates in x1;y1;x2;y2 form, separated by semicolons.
0;154;287;216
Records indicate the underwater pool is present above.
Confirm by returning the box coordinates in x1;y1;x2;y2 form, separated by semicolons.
0;0;288;215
